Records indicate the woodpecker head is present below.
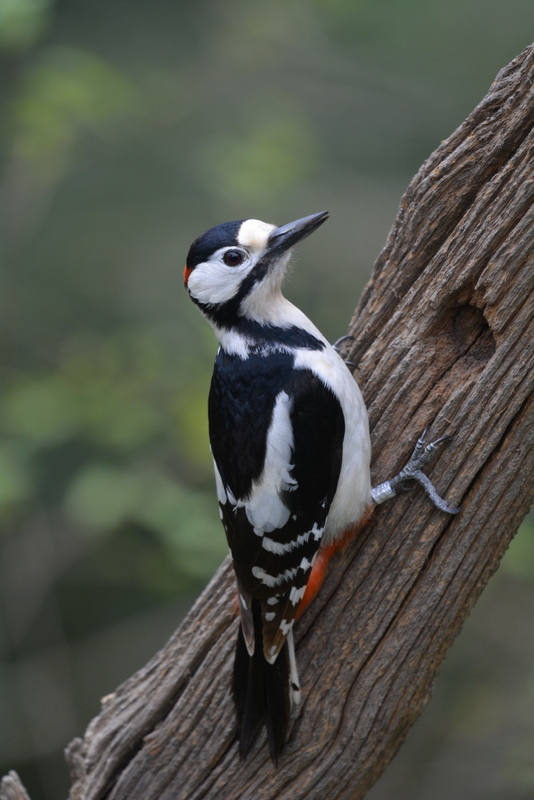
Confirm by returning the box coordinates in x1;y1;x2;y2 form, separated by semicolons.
184;211;329;333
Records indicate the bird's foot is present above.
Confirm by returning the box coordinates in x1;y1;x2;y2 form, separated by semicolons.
370;429;461;514
332;334;355;352
332;335;356;368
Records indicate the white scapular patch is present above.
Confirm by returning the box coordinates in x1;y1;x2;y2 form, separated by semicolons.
289;585;306;606
266;596;279;605
265;611;276;622
243;391;296;533
252;565;298;587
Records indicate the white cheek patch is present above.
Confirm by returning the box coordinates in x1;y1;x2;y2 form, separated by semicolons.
238;219;275;250
188;220;278;312
187;259;248;305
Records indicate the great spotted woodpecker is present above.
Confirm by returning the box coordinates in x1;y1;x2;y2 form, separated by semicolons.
184;211;459;761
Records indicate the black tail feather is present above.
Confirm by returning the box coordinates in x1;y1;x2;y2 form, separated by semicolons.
232;599;290;762
265;641;290;763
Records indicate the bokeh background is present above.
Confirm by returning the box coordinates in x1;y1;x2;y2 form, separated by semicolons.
1;2;533;798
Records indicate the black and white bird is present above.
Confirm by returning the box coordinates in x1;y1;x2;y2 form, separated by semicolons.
184;211;458;761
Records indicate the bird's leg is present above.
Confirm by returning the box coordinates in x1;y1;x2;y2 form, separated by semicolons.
370;429;461;514
298;431;459;623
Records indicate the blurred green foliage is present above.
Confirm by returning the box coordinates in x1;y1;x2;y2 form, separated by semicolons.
198;113;316;203
0;1;533;799
0;327;225;591
10;47;137;181
0;0;52;52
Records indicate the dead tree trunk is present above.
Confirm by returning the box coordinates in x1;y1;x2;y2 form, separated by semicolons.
3;44;533;800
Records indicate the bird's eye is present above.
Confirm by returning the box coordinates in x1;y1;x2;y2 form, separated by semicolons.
223;249;244;267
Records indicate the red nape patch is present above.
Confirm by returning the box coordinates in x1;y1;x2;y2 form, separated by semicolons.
183;265;193;286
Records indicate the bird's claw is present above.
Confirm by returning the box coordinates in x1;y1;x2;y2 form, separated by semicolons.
332;334;355;353
371;429;461;514
332;335;357;370
394;428;452;479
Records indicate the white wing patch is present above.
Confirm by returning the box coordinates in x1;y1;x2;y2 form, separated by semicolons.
252;565;299;587
215;390;297;538
244;390;296;532
213;460;227;504
289;585;306;606
310;522;324;541
261;524;323;555
262;530;310;554
299;556;313;572
266;595;280;605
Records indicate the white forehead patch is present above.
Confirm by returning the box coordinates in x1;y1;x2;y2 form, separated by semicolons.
238;219;276;250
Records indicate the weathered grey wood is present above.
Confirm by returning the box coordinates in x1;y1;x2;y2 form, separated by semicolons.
0;772;32;800
3;45;533;800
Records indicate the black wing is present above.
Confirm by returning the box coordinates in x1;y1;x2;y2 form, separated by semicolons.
209;349;345;660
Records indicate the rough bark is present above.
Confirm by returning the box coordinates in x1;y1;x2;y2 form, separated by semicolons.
3;45;533;800
0;773;31;800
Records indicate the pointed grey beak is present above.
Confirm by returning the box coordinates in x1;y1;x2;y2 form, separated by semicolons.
267;211;329;255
